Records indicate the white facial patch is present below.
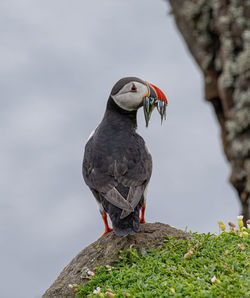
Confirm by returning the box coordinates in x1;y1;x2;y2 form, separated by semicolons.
111;82;148;111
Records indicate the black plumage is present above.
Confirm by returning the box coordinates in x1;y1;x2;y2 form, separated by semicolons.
82;78;152;236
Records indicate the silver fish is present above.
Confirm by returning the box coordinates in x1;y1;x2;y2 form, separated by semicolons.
143;97;167;127
156;99;167;124
143;96;155;127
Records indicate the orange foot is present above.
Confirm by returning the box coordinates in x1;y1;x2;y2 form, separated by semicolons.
140;204;146;224
100;227;113;237
100;213;113;237
140;218;146;224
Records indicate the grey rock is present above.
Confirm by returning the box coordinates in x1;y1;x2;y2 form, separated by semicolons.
43;222;192;297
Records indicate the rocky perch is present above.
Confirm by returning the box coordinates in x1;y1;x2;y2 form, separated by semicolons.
43;222;192;297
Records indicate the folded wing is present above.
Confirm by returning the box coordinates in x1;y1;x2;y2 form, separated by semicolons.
82;135;152;218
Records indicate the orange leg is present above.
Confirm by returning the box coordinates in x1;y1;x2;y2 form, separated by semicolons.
100;213;113;237
140;204;146;224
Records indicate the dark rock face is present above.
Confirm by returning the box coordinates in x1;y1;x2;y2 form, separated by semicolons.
167;0;250;221
43;222;192;297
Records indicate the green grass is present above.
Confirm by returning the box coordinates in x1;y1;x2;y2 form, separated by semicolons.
76;223;249;297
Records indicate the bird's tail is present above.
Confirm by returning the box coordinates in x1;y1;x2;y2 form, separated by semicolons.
101;184;144;236
109;203;141;236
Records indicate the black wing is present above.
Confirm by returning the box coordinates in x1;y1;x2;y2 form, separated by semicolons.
82;132;152;218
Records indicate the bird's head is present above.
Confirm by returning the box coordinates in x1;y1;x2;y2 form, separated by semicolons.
110;77;168;127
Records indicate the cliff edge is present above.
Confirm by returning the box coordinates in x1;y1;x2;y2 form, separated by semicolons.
43;222;192;297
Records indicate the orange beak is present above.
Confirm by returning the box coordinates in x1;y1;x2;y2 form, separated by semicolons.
148;82;168;105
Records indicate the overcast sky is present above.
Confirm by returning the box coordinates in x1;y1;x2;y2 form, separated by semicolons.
0;1;240;297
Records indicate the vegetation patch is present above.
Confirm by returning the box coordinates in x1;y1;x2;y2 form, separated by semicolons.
76;218;249;297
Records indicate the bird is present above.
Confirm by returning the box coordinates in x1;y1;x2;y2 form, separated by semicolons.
82;77;167;236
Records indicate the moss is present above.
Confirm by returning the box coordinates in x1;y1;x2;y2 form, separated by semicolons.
211;0;221;13
219;61;236;88
181;1;205;20
215;56;222;72
232;138;250;158
226;107;250;140
218;1;250;158
222;37;234;58
231;160;248;181
180;0;214;71
234;108;250;131
234;89;250;108
237;43;250;77
228;1;245;29
243;30;250;42
76;226;250;297
218;15;230;31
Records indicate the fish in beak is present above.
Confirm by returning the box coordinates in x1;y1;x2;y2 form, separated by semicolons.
143;81;168;127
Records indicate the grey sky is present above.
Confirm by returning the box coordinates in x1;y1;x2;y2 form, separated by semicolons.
0;0;240;297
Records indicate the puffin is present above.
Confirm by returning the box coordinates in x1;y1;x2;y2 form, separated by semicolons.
82;77;167;236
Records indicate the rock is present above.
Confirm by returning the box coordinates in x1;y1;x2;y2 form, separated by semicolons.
43;222;191;297
168;0;250;222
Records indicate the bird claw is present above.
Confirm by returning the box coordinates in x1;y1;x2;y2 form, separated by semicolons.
100;213;113;237
140;218;146;224
100;227;113;238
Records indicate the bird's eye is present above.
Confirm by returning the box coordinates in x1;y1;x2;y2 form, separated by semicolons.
130;83;137;92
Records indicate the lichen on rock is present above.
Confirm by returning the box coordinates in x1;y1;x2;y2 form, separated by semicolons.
168;0;250;220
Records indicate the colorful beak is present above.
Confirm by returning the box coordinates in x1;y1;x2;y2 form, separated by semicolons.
143;81;168;127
